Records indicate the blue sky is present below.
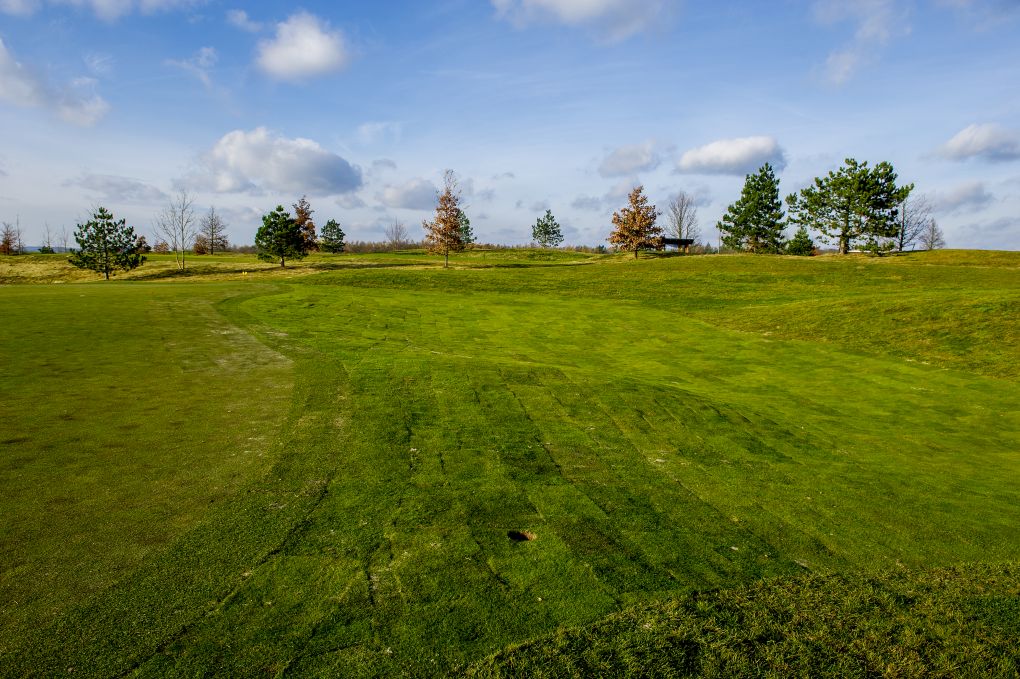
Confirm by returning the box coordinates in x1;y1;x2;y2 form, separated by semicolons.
1;0;1018;248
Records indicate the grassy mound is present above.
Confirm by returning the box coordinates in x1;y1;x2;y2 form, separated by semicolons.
468;563;1020;677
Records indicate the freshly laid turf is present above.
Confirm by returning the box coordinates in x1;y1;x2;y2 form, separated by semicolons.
0;250;1017;676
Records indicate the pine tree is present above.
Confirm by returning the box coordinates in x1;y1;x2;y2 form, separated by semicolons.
608;186;662;258
717;163;785;253
532;209;564;248
786;225;815;256
423;170;465;268
256;205;307;267
293;196;318;252
67;207;145;279
786;158;912;255
320;219;346;253
458;209;475;245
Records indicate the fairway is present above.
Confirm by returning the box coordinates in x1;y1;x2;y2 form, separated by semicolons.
1;251;1019;676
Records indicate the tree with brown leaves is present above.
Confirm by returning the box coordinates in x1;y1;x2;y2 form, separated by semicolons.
608;186;662;258
293;195;317;251
423;170;465;267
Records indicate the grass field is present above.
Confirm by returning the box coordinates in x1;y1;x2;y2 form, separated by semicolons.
1;249;1018;676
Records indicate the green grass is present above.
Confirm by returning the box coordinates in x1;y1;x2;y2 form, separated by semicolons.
0;249;1017;676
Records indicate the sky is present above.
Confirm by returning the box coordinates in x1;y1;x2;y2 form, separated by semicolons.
1;0;1018;249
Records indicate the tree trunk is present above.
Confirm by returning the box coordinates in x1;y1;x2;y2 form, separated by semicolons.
634;247;639;259
444;249;449;268
280;257;286;268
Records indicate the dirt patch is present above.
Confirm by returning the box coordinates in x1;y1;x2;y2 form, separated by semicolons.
507;530;536;542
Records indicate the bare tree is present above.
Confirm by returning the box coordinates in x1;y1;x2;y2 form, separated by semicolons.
919;219;946;251
155;189;197;270
898;193;932;252
196;206;229;254
41;223;55;252
59;225;70;252
0;221;16;255
384;219;408;249
665;191;701;250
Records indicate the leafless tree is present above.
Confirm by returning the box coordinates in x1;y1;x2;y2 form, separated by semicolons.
42;223;54;251
155;189;197;269
898;193;932;252
665;191;701;250
919;219;946;251
59;225;71;252
384;219;409;249
197;206;229;254
0;221;16;255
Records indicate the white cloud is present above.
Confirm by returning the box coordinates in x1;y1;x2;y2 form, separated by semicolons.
677;136;786;175
184;127;362;196
813;0;908;84
257;12;349;81
226;8;262;32
598;141;661;177
357;121;402;145
0;39;109;126
492;0;673;41
378;178;437;210
938;123;1020;162
934;181;996;214
1;0;198;21
166;47;217;88
571;194;604;211
67;173;167;203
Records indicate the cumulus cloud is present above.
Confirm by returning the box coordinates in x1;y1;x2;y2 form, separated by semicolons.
165;47;217;88
492;0;673;41
226;8;262;32
938;123;1020;162
813;0;908;84
677;136;786;175
0;39;109;126
66;173;167;203
379;178;437;210
1;0;198;21
934;181;996;214
598;141;661;177
257;12;349;81
184;127;362;196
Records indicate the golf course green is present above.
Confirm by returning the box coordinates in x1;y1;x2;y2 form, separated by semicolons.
1;249;1018;676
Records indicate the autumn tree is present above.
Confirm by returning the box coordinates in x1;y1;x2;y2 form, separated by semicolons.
256;205;306;267
608;186;662;258
68;206;146;279
786;158;912;255
196;206;229;255
0;222;17;255
423;170;465;267
717;163;785;253
320;218;346;253
155;189;197;270
294;195;317;251
919;219;947;250
665;191;701;246
532;209;564;248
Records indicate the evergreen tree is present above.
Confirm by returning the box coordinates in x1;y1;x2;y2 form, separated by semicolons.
786;158;912;254
320;218;346;253
256;205;307;267
717;163;785;253
458;209;475;245
608;186;662;258
532;209;564;248
423;170;465;267
293;195;318;251
786;225;815;256
68;206;145;280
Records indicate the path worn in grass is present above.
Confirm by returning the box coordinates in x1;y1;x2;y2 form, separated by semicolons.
1;251;1018;676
